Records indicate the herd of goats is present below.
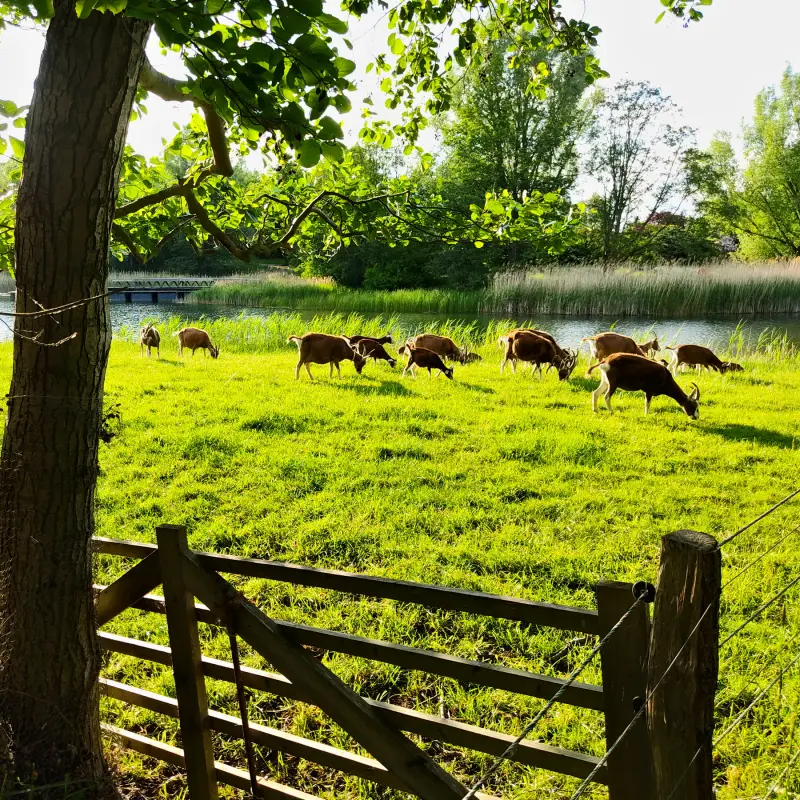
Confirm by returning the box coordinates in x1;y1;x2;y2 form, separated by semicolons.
140;323;745;419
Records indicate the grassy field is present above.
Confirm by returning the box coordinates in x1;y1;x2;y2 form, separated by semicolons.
2;328;797;799
190;262;800;317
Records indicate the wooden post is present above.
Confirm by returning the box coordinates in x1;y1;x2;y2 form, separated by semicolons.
647;530;720;800
596;580;654;799
157;524;218;800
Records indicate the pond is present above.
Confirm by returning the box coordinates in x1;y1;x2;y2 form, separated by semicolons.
1;297;799;351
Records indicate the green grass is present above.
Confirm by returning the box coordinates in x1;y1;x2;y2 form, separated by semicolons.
2;329;798;799
190;262;800;317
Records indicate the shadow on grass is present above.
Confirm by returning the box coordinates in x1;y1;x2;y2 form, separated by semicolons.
331;379;414;397
567;375;598;391
702;424;797;449
455;381;495;394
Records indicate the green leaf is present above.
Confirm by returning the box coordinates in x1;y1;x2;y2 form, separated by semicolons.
474;240;485;248
275;7;311;35
288;0;322;16
391;37;405;56
298;139;321;167
380;77;392;92
30;0;54;17
0;101;18;118
75;0;98;19
10;136;24;160
334;56;356;77
321;142;345;163
333;95;352;113
655;10;666;22
317;116;343;140
317;12;347;33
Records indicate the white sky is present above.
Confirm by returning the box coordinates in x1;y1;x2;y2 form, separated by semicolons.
0;0;797;161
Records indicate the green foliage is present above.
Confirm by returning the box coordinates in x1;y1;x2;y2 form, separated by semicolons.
688;68;800;260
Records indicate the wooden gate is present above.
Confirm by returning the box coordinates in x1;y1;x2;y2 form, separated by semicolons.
95;524;654;799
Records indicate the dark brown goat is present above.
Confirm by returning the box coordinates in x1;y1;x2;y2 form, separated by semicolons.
140;323;160;358
581;332;645;362
405;334;466;363
500;329;567;373
356;338;397;368
348;334;394;346
288;333;366;380
503;332;577;380
400;346;454;379
588;353;700;418
667;344;738;374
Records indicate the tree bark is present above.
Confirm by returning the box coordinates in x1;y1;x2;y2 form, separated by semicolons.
0;1;150;790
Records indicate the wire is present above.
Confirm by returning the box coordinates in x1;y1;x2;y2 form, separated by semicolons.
718;487;800;548
462;595;645;800
722;522;800;590
720;574;800;648
760;744;800;800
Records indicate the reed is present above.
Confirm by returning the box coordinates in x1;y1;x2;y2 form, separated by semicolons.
190;262;800;317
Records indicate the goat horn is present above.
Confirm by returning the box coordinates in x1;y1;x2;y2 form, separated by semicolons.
690;382;700;401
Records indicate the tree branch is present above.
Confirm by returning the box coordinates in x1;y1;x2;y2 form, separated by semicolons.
183;188;250;260
115;184;185;218
111;223;143;263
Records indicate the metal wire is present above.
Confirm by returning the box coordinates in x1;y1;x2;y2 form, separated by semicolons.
462;595;645;800
722;522;800;590
718;487;800;548
760;743;800;800
720;574;800;648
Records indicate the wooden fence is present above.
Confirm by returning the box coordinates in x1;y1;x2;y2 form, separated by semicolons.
94;525;718;800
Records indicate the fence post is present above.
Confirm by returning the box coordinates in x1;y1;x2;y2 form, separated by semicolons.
157;524;219;800
596;580;654;799
648;530;720;800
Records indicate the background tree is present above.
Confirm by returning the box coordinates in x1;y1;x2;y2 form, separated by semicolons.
0;0;603;790
583;79;695;262
687;68;800;259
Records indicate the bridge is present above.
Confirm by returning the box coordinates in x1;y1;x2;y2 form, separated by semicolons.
107;277;218;303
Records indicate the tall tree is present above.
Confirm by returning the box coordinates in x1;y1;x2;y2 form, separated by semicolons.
436;28;593;206
0;0;603;791
583;79;695;262
687;68;800;259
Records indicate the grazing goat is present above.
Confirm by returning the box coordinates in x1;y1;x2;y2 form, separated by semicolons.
588;353;700;418
400;346;454;380
348;334;394;346
404;334;467;364
666;344;739;374
500;329;568;374
140;323;160;358
288;333;366;380
503;331;578;381
176;327;219;359
356;338;397;368
637;336;661;358
580;332;645;363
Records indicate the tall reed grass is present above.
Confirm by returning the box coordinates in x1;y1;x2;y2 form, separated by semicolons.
191;262;800;317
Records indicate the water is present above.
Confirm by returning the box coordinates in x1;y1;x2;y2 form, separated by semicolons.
1;298;799;350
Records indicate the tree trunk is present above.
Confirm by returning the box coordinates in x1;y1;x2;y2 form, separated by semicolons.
0;1;149;790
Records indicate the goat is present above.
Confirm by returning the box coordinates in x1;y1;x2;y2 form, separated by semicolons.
637;336;661;358
404;334;467;364
580;332;645;364
400;345;454;380
503;331;577;381
288;333;366;380
176;327;219;359
499;329;565;373
587;353;700;418
348;334;394;346
355;338;397;368
460;351;483;364
140;323;160;358
666;344;737;374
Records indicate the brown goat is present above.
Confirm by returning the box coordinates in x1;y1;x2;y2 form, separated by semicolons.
637;336;660;358
288;333;366;380
666;344;737;374
405;334;466;363
504;332;577;381
356;339;397;368
500;329;567;374
588;353;700;418
140;323;160;358
176;327;219;359
400;346;454;379
348;334;394;346
580;332;644;363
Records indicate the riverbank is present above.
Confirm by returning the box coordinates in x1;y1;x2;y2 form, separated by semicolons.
190;263;800;317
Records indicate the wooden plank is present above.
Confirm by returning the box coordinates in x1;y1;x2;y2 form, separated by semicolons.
101;678;402;789
648;531;720;800
180;546;469;800
102;724;318;800
596;581;654;800
92;537;599;633
157;525;218;800
101;633;607;784
98;589;602;710
95;552;162;627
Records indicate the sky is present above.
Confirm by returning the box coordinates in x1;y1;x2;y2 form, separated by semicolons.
0;0;797;161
